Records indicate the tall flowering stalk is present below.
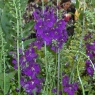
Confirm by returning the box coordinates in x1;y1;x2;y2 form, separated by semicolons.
57;0;60;95
19;1;25;54
85;42;95;77
13;0;21;94
33;1;68;94
0;29;6;95
11;44;43;94
41;0;48;94
69;0;86;94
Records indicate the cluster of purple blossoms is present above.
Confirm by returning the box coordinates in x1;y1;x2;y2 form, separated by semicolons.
11;46;43;94
85;41;95;76
62;75;78;95
52;74;78;95
33;6;68;52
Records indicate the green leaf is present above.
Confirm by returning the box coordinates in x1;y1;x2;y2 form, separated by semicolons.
0;27;3;73
0;92;3;95
75;0;79;9
20;0;28;14
24;38;35;47
23;20;35;37
0;71;16;94
0;0;5;9
1;4;16;50
0;74;3;90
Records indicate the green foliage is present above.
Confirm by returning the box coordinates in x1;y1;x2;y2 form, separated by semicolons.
0;0;95;94
75;0;80;9
0;71;16;94
0;0;29;50
0;0;5;9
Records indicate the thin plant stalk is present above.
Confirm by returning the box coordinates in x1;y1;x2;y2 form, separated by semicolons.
4;54;5;95
41;0;48;94
19;0;25;55
1;32;6;95
77;57;85;95
69;54;78;83
57;49;60;95
69;0;86;83
66;49;95;75
56;0;60;95
13;0;21;94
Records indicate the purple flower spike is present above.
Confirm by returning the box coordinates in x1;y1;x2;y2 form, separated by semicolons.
34;19;44;35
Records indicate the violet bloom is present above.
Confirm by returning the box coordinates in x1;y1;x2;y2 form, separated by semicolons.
33;10;40;21
23;63;40;78
86;43;95;51
34;37;44;49
86;60;91;66
41;30;52;45
33;5;68;52
57;31;68;49
85;41;95;76
25;48;38;61
52;88;62;95
11;46;43;95
86;66;94;76
23;78;42;94
64;84;78;95
34;19;44;35
56;19;66;31
51;28;61;40
20;77;25;87
44;12;57;28
12;59;17;69
62;75;78;95
62;75;69;87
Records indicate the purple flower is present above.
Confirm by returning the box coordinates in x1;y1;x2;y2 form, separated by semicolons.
34;37;44;49
11;46;43;95
33;5;68;52
51;28;61;40
34;19;44;35
62;75;69;87
56;20;66;31
64;82;78;95
62;75;78;95
25;48;38;61
85;41;95;76
44;12;57;28
52;88;57;93
51;46;58;52
41;30;52;45
64;85;75;95
86;66;94;76
23;63;40;77
23;78;42;94
52;88;62;95
33;10;40;21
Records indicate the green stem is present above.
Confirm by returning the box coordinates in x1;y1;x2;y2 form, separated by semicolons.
2;33;6;95
77;57;85;95
13;0;21;94
17;15;21;95
44;41;48;94
42;0;45;14
60;59;63;94
4;54;5;95
69;58;76;83
41;0;48;94
66;49;95;75
57;0;60;95
19;2;25;55
57;49;60;95
70;0;86;83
